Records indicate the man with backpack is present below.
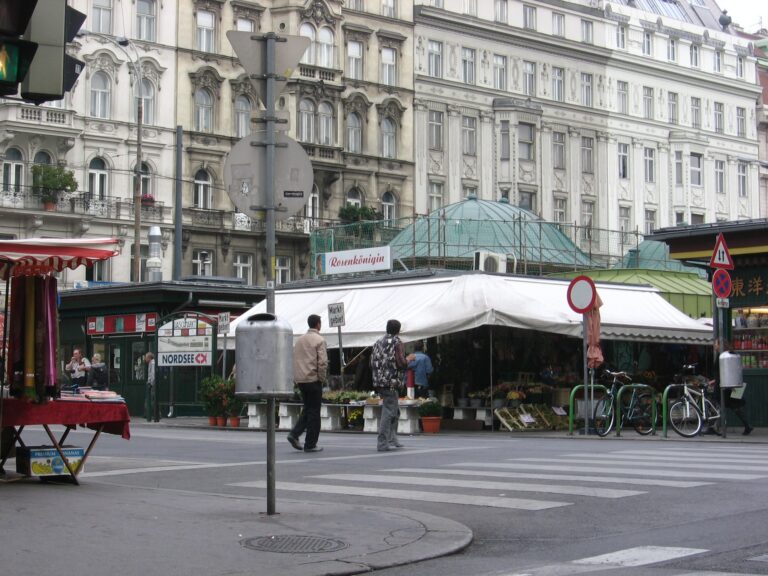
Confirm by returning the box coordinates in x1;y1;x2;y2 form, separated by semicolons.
371;319;412;452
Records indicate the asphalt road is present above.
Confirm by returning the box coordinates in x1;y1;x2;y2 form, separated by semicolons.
3;422;768;576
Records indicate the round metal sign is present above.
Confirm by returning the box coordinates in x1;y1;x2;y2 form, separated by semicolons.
712;268;732;299
567;275;597;314
224;133;313;220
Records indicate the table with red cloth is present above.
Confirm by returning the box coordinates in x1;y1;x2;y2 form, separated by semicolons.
1;398;131;484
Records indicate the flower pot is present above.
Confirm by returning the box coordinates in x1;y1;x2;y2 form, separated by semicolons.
492;398;506;409
421;416;442;434
216;416;228;427
457;398;469;408
230;416;241;427
469;398;483;408
43;201;56;211
208;416;218;426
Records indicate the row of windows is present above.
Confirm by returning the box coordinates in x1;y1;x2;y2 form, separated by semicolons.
190;250;292;285
298;99;399;158
448;1;745;80
88;68;255;136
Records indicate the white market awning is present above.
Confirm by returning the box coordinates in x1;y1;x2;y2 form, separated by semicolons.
226;274;712;348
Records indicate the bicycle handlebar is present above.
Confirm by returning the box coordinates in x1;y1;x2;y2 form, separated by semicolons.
602;370;632;383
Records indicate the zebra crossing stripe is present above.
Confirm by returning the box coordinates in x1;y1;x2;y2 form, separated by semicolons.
387;467;710;488
452;462;764;481
516;456;768;473
572;545;708;567
228;480;570;510
615;449;768;461
310;473;645;498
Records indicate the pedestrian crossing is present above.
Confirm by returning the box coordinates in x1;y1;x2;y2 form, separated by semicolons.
495;545;768;576
229;446;768;512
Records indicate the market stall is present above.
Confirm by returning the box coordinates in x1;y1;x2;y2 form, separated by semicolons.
0;237;126;483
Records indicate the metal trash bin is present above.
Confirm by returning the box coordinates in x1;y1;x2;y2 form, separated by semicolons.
235;313;294;398
719;351;743;389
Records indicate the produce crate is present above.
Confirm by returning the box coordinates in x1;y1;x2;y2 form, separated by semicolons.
16;446;85;476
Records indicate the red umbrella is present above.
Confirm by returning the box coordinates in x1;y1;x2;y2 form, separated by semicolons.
0;237;120;279
586;292;603;369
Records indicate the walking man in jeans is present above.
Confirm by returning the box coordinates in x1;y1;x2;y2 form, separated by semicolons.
288;314;328;453
371;319;412;452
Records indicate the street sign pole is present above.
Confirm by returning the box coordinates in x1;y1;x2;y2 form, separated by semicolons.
264;32;279;517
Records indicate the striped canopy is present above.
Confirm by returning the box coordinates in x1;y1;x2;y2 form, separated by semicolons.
0;238;120;279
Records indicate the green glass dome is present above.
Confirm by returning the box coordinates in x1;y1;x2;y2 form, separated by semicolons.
389;195;594;268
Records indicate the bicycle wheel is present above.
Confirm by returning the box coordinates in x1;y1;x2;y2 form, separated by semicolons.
702;398;722;435
632;393;656;435
593;396;615;437
669;399;702;437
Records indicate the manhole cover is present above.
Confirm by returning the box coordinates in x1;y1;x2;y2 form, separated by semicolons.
242;535;349;554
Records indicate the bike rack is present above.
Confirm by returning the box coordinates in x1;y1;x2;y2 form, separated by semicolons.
661;384;686;438
615;383;657;437
568;383;608;435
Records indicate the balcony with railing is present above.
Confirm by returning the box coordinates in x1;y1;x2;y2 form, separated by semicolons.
0;101;76;129
0;187;166;222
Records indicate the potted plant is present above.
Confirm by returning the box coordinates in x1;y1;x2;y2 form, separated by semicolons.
226;380;244;427
200;375;227;425
31;164;78;210
418;399;443;433
140;193;155;206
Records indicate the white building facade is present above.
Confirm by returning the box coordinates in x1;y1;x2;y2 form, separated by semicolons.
412;0;761;246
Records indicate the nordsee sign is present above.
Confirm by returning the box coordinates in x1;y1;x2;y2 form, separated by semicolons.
321;246;391;276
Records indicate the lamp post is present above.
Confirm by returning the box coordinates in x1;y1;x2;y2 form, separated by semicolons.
79;31;143;282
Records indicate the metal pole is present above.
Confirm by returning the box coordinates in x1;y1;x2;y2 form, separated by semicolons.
266;397;276;515
337;326;344;371
174;125;183;280
133;50;143;283
265;32;278;516
222;333;228;378
718;306;727;438
583;314;589;436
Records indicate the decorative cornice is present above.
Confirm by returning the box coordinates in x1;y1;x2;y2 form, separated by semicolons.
301;0;339;26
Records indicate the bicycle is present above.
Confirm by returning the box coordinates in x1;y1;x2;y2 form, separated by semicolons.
593;370;656;437
668;366;721;438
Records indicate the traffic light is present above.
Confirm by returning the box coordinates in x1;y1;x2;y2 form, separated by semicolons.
0;0;39;96
21;0;86;104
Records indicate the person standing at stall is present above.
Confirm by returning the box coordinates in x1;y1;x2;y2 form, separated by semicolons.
288;314;328;453
66;348;91;392
407;341;433;398
144;352;158;422
371;319;411;451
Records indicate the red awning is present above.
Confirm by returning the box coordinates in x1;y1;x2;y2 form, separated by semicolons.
0;237;120;279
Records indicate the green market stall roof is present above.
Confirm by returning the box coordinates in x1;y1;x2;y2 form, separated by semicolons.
388;195;595;268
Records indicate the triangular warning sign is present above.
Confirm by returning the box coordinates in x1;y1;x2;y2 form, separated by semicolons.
709;233;734;270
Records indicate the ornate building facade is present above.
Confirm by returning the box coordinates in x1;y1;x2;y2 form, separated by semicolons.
412;0;761;246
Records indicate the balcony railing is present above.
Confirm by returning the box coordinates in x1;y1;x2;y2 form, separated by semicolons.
0;188;166;221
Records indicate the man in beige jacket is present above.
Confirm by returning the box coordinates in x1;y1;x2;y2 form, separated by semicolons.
288;314;328;452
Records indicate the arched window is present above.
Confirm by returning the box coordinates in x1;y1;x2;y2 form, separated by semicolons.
381;117;396;158
234;95;252;138
33;151;52;165
299;99;315;143
317;27;334;68
88;157;109;199
90;71;110;118
194;169;213;209
346;112;362;153
194;88;213;132
2;148;24;193
135;78;154;125
381;191;396;222
318;102;333;146
299;23;315;65
346;187;362;208
134;162;152;198
305;183;320;221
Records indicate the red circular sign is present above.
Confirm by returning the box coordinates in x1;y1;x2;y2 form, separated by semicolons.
712;268;732;299
567;275;597;314
195;353;208;364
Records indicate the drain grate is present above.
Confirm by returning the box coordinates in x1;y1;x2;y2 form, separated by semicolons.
242;535;349;554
